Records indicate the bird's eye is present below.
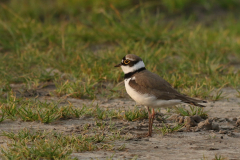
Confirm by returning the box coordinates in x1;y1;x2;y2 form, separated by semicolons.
124;59;130;64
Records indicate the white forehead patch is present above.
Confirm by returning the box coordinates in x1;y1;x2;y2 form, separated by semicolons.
121;61;145;74
125;57;135;61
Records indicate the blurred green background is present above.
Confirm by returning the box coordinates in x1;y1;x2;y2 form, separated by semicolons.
0;0;240;99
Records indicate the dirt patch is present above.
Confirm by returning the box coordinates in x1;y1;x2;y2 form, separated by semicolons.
1;87;240;159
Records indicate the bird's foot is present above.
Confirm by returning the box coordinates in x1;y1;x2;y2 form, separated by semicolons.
145;132;152;137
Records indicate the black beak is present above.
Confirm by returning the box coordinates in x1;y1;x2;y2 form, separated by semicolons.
114;63;121;67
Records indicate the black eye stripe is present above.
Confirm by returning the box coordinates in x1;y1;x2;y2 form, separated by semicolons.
123;59;130;64
121;59;139;67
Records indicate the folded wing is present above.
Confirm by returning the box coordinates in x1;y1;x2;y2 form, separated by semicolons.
129;70;206;107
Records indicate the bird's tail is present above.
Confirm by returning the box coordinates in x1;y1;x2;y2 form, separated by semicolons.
177;95;207;107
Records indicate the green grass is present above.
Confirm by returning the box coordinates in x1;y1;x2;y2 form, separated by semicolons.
0;124;129;159
201;154;228;160
0;93;149;123
174;106;208;119
0;128;119;159
236;89;240;97
0;0;240;159
155;123;184;135
214;155;228;160
123;106;148;121
0;0;240;100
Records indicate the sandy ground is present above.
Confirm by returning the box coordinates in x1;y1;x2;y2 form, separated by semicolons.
0;87;240;160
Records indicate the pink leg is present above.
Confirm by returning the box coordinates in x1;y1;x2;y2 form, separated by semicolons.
146;106;152;137
150;109;155;135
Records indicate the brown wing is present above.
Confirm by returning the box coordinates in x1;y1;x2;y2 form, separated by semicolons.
130;70;206;107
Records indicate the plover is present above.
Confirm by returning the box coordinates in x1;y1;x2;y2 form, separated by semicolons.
115;54;206;136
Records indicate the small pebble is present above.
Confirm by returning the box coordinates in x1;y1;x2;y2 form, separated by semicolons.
225;118;230;122
184;116;197;127
178;116;184;123
212;123;219;131
218;118;226;122
236;119;240;126
194;127;200;132
227;132;235;136
198;119;212;130
192;115;202;123
219;130;227;134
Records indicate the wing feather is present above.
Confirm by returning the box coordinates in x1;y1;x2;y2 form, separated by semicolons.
129;70;206;107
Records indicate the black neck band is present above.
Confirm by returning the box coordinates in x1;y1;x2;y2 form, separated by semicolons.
124;67;146;79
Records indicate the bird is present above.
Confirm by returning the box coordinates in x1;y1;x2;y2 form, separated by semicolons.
115;54;207;137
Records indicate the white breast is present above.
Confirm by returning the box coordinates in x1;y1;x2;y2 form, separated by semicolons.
124;78;182;108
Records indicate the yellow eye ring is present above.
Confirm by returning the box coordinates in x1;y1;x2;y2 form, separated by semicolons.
124;59;130;64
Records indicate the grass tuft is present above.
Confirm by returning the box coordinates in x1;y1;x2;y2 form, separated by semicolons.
0;128;119;159
0;94;153;123
174;106;208;119
1;129;75;159
123;107;148;121
155;123;184;136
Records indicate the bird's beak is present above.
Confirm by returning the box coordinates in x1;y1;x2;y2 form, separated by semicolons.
114;63;121;67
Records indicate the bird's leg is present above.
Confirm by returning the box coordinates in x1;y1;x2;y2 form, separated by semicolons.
150;109;155;135
146;106;152;137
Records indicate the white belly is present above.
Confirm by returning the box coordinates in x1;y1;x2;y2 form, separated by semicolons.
124;78;182;108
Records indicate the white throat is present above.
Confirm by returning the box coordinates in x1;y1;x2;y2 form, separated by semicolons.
121;61;145;74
